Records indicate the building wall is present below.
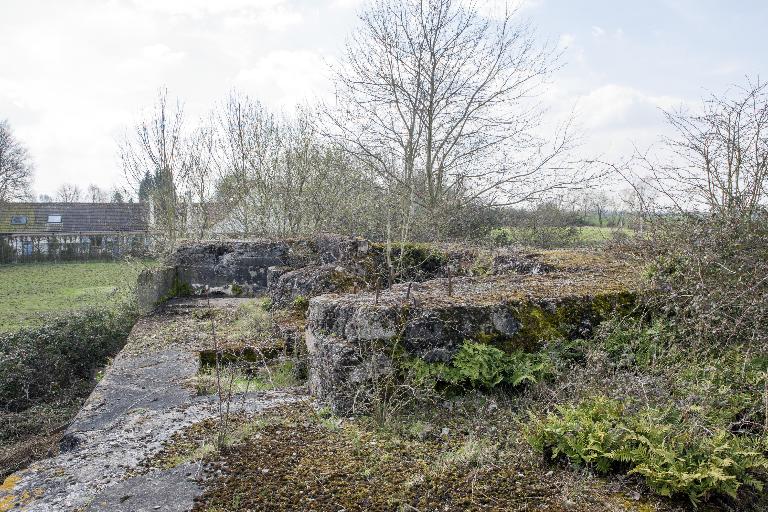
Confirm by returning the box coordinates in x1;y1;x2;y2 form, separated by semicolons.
0;233;150;263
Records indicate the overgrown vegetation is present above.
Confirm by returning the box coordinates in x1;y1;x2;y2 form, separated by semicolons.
0;261;143;476
405;341;552;390
189;403;670;512
527;397;768;505
0;306;136;411
0;301;137;476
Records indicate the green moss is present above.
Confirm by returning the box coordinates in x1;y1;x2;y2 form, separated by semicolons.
591;291;637;318
291;295;309;312
367;242;449;283
499;293;638;351
199;346;285;368
163;272;193;300
468;252;493;276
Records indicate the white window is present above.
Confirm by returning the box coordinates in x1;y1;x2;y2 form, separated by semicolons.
48;215;62;223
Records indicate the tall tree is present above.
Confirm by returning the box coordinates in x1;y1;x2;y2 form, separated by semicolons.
0;119;33;203
120;89;186;247
86;184;108;203
642;78;768;217
183;123;216;239
326;0;588;237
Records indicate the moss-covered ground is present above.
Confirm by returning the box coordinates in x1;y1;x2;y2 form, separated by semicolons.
178;401;681;512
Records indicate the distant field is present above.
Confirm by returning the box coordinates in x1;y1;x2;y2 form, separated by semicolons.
491;225;635;247
0;260;151;332
576;226;634;243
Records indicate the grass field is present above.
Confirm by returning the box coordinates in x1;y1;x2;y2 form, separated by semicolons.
0;260;150;332
576;225;634;243
490;225;635;247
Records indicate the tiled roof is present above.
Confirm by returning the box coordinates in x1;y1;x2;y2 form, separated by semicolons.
0;202;148;235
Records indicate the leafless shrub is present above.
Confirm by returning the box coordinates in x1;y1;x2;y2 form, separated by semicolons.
624;212;768;350
120;89;188;250
634;78;768;216
343;340;440;427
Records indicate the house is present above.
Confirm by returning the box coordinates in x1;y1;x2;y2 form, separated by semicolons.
0;202;149;262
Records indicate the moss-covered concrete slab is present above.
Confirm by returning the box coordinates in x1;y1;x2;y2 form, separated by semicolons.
306;250;641;413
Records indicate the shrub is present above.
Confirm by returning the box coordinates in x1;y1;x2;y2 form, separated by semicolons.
260;297;274;311
489;226;579;249
527;396;768;505
597;318;673;369
629;213;768;348
0;304;136;412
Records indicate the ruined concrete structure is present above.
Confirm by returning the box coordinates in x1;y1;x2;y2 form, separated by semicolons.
1;237;640;510
141;237;639;413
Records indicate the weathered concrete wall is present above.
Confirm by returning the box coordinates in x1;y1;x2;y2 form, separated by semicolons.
135;266;176;312
305;252;640;413
170;240;291;295
164;236;372;298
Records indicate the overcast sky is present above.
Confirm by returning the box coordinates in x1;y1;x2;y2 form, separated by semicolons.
0;0;765;198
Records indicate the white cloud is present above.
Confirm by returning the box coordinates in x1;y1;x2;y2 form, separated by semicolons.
130;0;286;17
330;0;364;8
591;25;606;38
235;50;336;108
458;0;542;20
558;33;575;49
577;84;681;130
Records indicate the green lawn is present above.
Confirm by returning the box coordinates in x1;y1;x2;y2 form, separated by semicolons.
0;260;151;332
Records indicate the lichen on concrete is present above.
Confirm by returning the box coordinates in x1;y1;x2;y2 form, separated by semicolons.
306;250;641;413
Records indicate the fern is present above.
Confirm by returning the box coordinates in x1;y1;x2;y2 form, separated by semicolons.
527;396;768;505
404;341;553;390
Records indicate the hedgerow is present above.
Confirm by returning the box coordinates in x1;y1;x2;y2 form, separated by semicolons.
0;304;136;412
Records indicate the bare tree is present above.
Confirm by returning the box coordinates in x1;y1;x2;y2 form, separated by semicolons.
86;184;108;203
640;78;768;216
215;92;279;234
325;0;590;238
38;194;53;203
120;89;187;247
56;183;82;203
183;123;217;239
0;120;33;203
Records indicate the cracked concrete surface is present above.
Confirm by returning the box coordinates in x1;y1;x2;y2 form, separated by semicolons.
1;298;304;512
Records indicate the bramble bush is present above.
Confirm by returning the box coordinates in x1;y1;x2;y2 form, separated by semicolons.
628;212;768;349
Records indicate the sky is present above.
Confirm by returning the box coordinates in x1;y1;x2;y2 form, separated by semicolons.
0;0;765;199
